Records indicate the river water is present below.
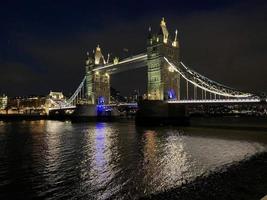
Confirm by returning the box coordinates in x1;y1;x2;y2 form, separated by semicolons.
0;120;267;199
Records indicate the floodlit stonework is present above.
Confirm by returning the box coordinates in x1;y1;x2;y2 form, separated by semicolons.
147;18;180;100
85;45;110;104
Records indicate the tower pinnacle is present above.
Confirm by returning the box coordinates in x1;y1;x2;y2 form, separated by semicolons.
148;26;152;40
172;29;179;47
159;17;169;43
96;44;101;51
161;17;166;26
94;44;105;65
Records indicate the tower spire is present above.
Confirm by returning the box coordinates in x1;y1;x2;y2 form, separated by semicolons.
107;53;110;63
94;44;105;65
148;26;152;39
172;29;179;47
159;17;169;43
96;44;100;51
161;17;166;27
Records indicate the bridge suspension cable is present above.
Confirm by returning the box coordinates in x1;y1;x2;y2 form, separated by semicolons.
66;76;86;106
164;57;254;98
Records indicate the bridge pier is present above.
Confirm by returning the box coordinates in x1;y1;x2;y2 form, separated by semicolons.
72;104;120;122
136;100;189;125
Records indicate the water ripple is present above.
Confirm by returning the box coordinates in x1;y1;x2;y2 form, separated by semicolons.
0;120;266;199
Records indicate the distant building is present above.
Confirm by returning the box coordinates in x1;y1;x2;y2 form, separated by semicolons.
132;90;139;102
0;95;8;109
45;91;68;112
7;96;46;111
48;91;65;100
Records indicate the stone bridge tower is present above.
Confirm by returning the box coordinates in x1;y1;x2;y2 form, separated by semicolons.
147;18;180;101
85;45;110;105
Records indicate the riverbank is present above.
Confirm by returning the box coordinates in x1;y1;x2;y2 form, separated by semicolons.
0;114;48;121
190;116;267;131
141;152;267;200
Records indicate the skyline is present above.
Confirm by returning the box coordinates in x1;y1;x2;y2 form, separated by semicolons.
1;0;267;96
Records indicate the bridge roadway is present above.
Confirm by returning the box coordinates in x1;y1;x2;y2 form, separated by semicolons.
48;106;76;111
167;98;264;105
48;103;138;113
109;99;265;106
48;98;265;111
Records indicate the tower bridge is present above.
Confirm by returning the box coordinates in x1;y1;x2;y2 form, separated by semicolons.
52;18;265;118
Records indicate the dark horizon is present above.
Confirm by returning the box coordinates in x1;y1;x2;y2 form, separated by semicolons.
1;0;267;97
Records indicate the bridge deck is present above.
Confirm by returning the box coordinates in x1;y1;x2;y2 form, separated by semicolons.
168;99;262;104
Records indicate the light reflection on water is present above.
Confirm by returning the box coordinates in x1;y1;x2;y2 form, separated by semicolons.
0;120;267;199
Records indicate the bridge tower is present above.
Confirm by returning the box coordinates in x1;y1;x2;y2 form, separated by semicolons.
85;45;110;104
147;18;180;100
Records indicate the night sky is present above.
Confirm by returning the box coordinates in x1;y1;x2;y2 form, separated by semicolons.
1;0;267;97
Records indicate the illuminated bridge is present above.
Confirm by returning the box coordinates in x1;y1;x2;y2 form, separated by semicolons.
51;18;264;114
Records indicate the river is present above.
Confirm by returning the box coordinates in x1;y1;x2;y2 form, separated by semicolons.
0;120;267;199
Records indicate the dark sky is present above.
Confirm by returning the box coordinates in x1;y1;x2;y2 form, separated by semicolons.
1;0;267;96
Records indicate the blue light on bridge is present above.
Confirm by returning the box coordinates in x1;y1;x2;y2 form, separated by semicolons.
96;96;113;115
168;89;176;100
97;96;105;114
97;105;105;114
98;96;105;105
